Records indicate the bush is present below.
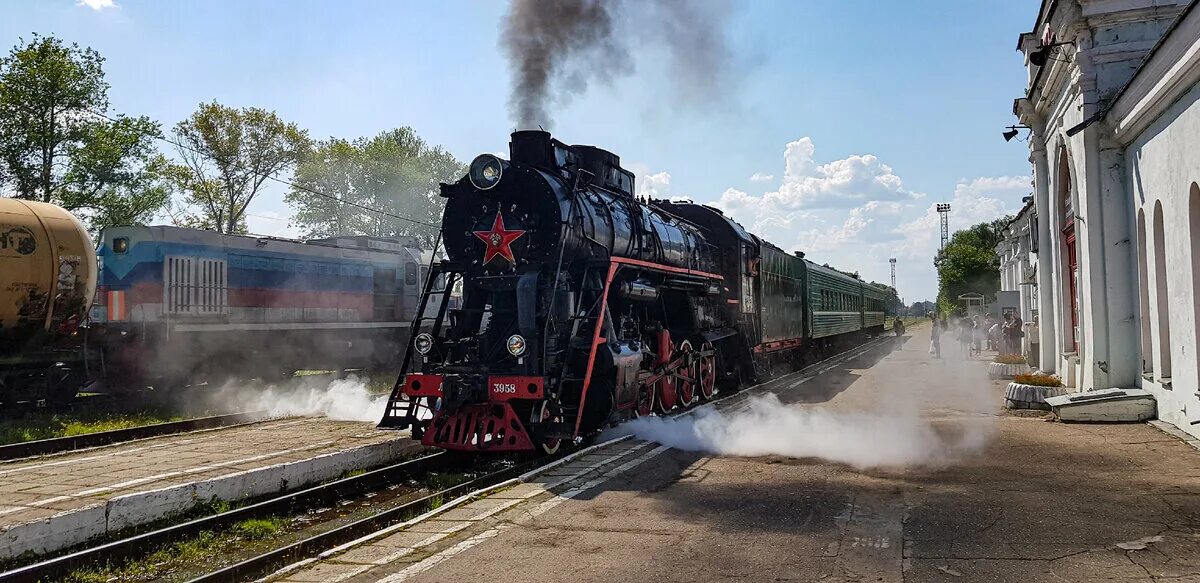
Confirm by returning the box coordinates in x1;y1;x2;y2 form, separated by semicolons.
994;354;1027;364
1013;373;1063;387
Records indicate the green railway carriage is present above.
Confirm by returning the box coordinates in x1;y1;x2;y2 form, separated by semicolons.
757;243;808;344
805;261;866;339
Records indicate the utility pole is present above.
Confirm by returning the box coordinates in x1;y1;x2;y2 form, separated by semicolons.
889;258;897;289
936;203;952;251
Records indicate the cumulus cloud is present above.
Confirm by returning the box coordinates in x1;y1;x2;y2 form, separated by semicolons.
749;172;774;182
704;137;1029;299
77;0;118;10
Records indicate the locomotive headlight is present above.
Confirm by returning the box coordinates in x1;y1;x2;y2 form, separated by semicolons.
468;154;506;190
414;333;434;355
506;334;526;357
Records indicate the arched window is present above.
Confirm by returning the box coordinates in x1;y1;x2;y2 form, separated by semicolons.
1057;147;1079;351
1152;200;1172;378
1137;209;1152;374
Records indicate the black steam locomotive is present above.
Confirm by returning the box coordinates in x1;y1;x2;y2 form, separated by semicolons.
379;131;891;453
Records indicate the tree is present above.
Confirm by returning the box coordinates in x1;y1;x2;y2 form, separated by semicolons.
172;101;310;234
934;217;1011;314
286;127;462;246
0;35;169;230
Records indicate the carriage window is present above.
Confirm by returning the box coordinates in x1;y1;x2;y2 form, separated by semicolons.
405;262;417;285
420;266;429;288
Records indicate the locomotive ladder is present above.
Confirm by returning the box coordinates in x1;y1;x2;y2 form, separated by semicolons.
379;267;459;430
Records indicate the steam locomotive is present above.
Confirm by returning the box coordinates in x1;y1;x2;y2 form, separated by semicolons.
379;131;892;453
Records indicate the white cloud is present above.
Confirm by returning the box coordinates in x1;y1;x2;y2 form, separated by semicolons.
702;136;1029;300
77;0;118;10
245;210;302;239
636;170;678;201
749;172;774;182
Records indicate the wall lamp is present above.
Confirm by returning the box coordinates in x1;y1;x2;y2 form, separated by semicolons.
1003;125;1031;142
1030;41;1075;67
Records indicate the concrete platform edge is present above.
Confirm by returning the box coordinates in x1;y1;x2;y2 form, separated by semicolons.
0;438;411;560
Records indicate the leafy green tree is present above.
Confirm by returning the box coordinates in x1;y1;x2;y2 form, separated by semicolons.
934;217;1011;315
0;35;168;230
171;101;310;234
286;128;461;246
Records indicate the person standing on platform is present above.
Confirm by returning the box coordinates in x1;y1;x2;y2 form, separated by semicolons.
930;316;943;359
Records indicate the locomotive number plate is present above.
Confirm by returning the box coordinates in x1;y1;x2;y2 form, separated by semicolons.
488;376;544;400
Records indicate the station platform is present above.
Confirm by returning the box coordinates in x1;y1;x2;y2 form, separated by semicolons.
0;417;418;559
276;327;1200;583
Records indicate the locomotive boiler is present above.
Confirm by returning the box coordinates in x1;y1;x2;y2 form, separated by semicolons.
379;131;892;453
0;198;97;404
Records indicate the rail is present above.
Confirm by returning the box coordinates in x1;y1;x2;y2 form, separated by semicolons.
0;411;266;461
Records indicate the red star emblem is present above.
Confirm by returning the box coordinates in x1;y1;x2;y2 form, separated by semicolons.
473;212;525;265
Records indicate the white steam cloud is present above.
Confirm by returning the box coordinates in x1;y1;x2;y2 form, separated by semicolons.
619;384;995;470
212;376;388;422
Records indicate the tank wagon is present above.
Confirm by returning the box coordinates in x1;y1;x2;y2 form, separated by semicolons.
379;131;892;453
0;198;97;404
89;226;432;387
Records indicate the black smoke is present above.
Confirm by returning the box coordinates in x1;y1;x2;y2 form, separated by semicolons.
501;0;734;129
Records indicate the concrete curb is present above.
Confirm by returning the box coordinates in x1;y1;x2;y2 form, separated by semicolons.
0;438;412;560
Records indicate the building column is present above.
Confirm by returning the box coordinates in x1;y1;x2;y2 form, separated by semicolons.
1095;137;1139;387
1031;141;1057;373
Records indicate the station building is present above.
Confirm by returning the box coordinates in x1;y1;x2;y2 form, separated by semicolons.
1009;0;1200;437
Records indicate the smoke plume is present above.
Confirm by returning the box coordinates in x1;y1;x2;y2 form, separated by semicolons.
616;383;997;470
210;375;388;422
501;0;734;128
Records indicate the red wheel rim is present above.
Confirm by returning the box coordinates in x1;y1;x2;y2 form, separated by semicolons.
656;375;677;413
698;342;716;400
677;340;696;407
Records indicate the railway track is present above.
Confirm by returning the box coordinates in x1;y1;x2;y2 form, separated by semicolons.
0;335;894;583
0;410;265;461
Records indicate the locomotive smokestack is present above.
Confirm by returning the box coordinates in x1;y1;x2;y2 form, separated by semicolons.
500;0;735;129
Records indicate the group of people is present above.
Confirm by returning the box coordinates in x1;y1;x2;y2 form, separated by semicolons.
926;311;1025;359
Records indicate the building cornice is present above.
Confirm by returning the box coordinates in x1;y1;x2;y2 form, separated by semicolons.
1108;0;1200;143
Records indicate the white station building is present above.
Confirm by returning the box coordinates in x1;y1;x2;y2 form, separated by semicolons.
1007;0;1200;437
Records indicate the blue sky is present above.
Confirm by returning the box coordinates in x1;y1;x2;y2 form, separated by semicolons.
3;0;1040;301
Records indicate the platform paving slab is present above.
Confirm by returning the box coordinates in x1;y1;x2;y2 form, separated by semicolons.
0;417;419;559
274;329;1200;583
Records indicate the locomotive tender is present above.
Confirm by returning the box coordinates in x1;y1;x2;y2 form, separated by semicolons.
379;131;890;453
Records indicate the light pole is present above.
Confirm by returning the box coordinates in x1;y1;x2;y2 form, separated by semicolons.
936;203;952;251
889;258;897;289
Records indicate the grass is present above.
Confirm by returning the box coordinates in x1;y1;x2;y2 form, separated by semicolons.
63;516;290;583
0;410;185;445
993;354;1028;364
1013;373;1064;387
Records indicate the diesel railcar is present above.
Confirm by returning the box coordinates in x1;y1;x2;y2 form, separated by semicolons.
89;226;433;387
379;131;893;453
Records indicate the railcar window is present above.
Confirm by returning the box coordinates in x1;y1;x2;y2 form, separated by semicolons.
406;262;417;285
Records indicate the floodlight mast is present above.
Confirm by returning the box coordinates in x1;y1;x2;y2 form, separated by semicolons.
936;203;952;251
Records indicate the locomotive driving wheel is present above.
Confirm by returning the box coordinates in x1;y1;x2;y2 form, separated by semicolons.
537;401;562;455
634;379;656;417
654;368;678;414
698;341;717;400
676;340;697;408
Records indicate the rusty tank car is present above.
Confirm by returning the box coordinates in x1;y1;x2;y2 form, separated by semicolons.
0;198;97;404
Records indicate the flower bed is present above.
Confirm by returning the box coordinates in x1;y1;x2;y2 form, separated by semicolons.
988;361;1031;379
1005;377;1068;410
993;354;1027;364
